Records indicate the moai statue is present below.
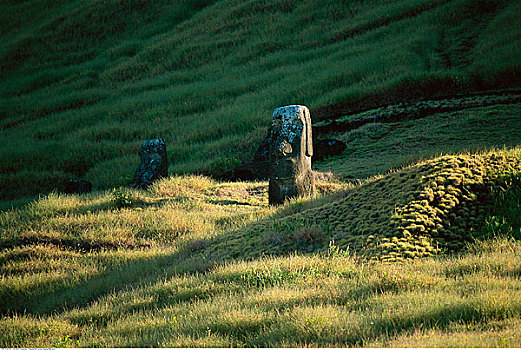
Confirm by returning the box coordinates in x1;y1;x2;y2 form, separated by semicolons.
268;105;315;205
130;139;168;188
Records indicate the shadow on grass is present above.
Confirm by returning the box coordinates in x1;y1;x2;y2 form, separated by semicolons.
127;286;514;347
3;164;518;341
1;249;188;316
0;187;349;317
242;301;490;347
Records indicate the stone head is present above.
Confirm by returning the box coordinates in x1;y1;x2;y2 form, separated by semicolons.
139;139;166;163
131;138;168;188
269;105;313;179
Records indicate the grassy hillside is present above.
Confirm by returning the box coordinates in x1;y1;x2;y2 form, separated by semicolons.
2;0;521;347
1;0;521;202
315;98;521;179
1;148;521;347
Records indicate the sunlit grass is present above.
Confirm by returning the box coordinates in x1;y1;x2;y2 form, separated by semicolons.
1;147;521;346
2;238;521;347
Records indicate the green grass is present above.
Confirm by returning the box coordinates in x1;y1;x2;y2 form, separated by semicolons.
1;148;521;347
2;233;521;347
195;149;521;262
1;0;521;200
315;102;521;179
2;0;521;346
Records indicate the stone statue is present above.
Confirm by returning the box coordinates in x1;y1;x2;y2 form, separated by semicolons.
130;139;168;188
268;105;315;205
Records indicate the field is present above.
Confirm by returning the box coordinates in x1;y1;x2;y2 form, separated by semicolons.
1;0;521;347
1;147;521;346
1;0;521;202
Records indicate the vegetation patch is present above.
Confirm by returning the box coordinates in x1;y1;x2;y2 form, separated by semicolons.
3;239;521;347
0;149;520;346
198;150;521;262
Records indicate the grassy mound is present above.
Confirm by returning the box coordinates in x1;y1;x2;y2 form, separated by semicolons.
198;150;521;262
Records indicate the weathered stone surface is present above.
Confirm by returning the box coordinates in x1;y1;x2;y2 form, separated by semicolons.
64;179;92;194
130;139;168;188
313;138;347;160
268;105;315;205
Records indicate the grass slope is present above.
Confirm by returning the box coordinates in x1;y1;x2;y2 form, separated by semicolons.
1;0;521;201
315;99;521;179
2;0;521;346
195;149;521;263
1;148;521;347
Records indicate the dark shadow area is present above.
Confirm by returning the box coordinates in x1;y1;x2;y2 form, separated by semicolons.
0;248;192;316
314;91;521;135
0;235;151;252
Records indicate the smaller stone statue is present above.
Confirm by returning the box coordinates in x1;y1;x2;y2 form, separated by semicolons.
130;139;168;188
268;105;315;205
